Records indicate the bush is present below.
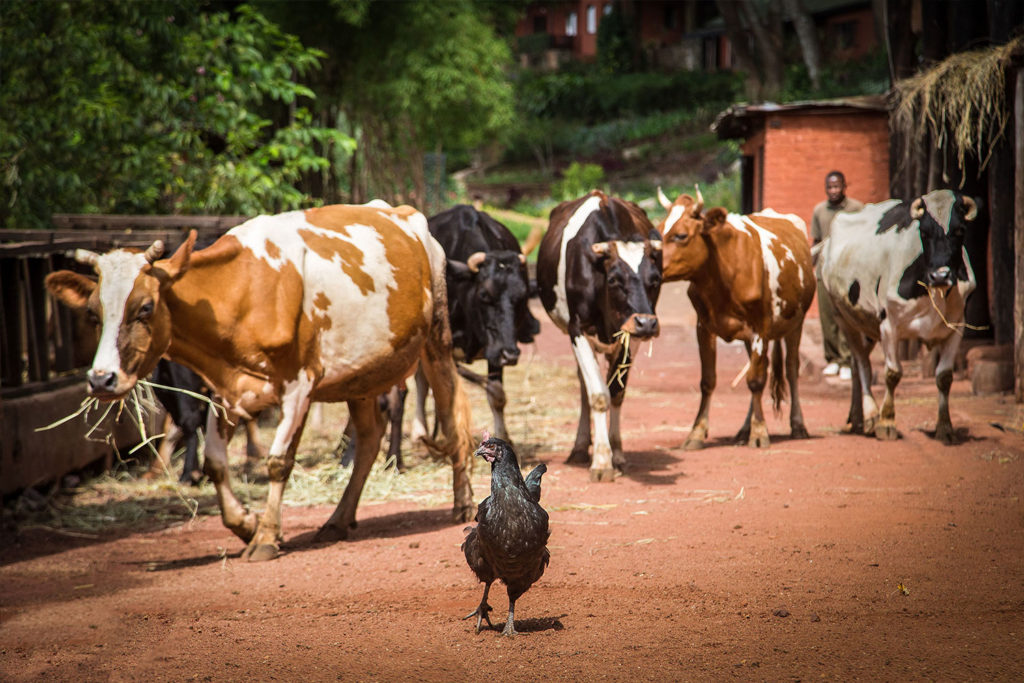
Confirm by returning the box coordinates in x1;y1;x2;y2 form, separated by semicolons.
553;162;605;200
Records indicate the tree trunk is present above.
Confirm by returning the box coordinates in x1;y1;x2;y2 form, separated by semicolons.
782;0;822;90
716;0;763;101
739;0;785;101
1014;67;1024;402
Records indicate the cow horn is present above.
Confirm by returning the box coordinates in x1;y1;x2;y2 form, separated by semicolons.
145;241;165;263
694;184;704;215
657;186;672;210
910;197;925;219
962;195;977;221
517;253;526;265
466;252;486;273
73;249;99;267
591;242;610;256
649;240;663;252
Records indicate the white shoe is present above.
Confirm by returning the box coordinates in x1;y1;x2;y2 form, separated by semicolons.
823;362;840;376
839;366;852;381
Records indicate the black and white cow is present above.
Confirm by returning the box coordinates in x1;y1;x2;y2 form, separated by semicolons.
536;190;662;481
415;205;540;443
817;189;978;443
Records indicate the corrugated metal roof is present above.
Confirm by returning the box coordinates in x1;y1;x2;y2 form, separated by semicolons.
712;94;890;140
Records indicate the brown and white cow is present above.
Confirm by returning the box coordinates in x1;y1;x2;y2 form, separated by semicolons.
657;188;815;449
46;202;474;561
536;190;662;481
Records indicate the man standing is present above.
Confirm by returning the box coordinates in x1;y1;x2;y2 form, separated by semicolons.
812;171;863;381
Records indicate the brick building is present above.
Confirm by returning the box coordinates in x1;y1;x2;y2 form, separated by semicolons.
712;95;890;229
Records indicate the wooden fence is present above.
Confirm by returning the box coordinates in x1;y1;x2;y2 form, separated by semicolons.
1;215;247;495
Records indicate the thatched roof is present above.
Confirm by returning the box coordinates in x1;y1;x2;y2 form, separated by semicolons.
892;35;1024;172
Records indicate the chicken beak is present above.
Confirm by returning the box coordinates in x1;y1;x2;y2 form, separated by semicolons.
474;446;496;463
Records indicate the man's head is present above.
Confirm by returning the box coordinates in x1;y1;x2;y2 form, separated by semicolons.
825;171;847;205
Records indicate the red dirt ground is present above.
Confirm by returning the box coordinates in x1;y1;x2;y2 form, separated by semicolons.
3;282;1023;681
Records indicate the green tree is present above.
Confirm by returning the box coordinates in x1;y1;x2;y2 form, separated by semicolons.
0;0;353;228
283;0;517;211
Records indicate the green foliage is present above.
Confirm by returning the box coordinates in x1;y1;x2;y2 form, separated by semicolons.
596;3;641;74
513;67;741;123
780;49;891;102
554;162;605;201
1;0;353;227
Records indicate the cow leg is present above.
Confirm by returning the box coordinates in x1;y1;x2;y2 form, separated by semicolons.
319;397;386;540
875;326;902;441
568;365;593;465
842;326;877;435
570;335;614;482
933;335;961;444
202;409;257;545
244;417;266;463
411;367;430;443
243;375;315;562
418;348;475;522
145;413;180;479
737;337;770;448
785;325;809;439
606;345;630;471
387;384;408;471
684;322;716;451
485;363;510;443
178;428;202;485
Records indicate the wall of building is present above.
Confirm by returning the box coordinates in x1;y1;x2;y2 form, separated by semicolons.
759;111;890;229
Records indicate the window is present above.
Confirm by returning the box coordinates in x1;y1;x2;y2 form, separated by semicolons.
532;15;546;34
566;11;578;37
604;3;612;15
664;4;678;30
586;5;597;34
833;20;856;50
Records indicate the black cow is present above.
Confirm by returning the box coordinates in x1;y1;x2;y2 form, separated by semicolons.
817;189;978;443
417;205;540;442
535;191;662;481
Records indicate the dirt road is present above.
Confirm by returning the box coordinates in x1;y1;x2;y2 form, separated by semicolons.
3;282;1023;681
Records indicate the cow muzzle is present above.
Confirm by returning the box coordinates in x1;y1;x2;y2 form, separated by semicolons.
926;266;953;289
500;347;521;366
87;368;132;400
624;314;660;340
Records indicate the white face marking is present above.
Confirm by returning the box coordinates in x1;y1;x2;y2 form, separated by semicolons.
662;205;686;237
552;195;603;329
614;240;647;273
751;334;764;356
91;250;149;376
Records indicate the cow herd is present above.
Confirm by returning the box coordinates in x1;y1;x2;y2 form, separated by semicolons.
45;187;979;561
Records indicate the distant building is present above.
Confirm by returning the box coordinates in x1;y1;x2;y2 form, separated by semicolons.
712;95;890;228
515;0;877;70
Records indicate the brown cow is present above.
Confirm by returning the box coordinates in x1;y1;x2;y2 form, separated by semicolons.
657;188;815;449
46;202;474;561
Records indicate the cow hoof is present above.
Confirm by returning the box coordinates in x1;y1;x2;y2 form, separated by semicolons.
589;467;615;482
748;434;770;448
314;524;350;544
790;426;810;440
243;543;280;562
452;503;475;524
935;424;956;444
566;449;590;465
876;423;898;441
682;437;705;451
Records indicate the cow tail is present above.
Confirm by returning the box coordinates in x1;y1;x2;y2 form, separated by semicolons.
770;339;787;417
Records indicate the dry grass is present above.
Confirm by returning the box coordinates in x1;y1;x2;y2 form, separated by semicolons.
5;347;582;534
893;36;1023;173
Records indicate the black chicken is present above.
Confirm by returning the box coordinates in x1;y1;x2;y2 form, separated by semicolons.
462;437;550;636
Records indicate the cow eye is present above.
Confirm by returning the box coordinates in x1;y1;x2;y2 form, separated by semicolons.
478;290;495;305
86;309;100;326
671;232;688;242
136;302;154;322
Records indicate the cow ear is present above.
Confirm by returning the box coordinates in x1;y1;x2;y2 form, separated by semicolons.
153;230;196;285
703;208;728;232
590;241;611;261
446;260;474;281
45;270;96;310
